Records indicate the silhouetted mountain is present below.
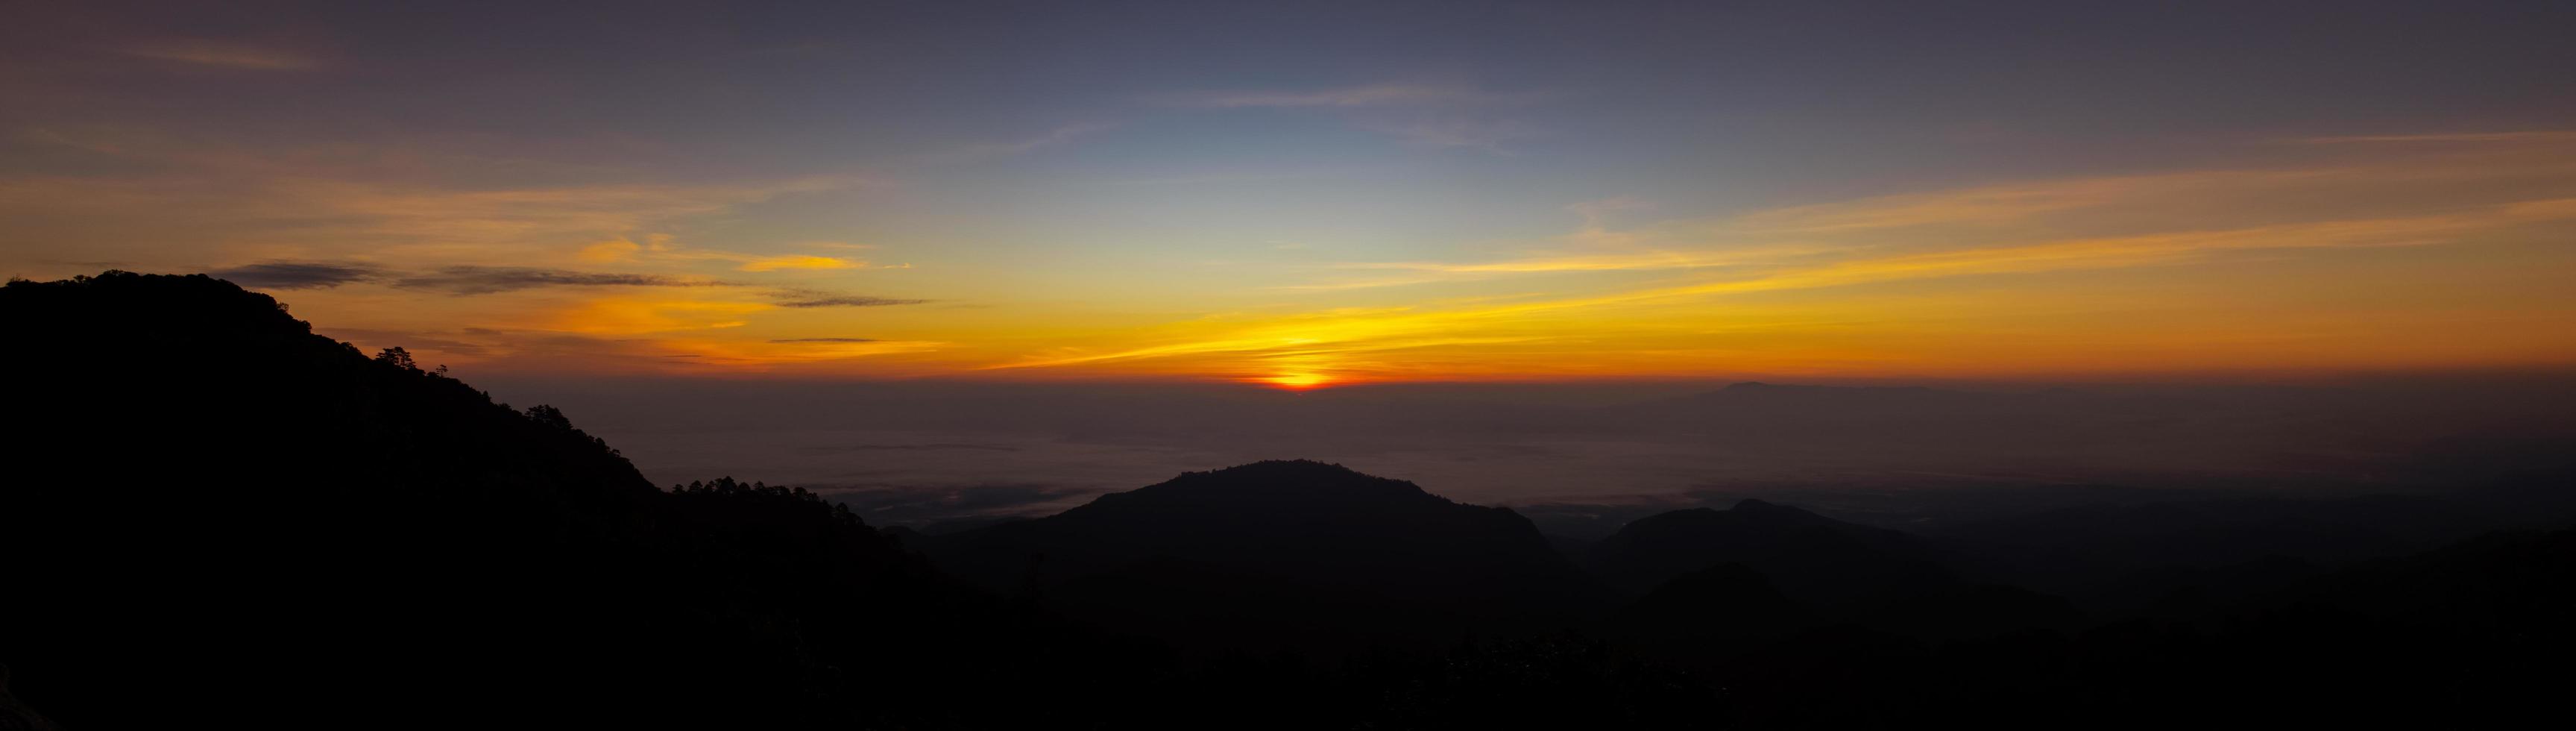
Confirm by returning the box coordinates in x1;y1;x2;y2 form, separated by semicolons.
1601;380;2576;507
1587;500;1947;601
1932;493;2505;618
0;273;1118;730
1587;500;2083;641
0;665;63;731
922;459;1608;653
1716;524;2576;729
1605;563;1810;647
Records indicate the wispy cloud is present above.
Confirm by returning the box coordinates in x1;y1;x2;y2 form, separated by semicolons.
737;255;860;272
1569;197;1653;227
576;236;664;263
1;175;854;262
1163;82;1550;152
926;123;1115;163
994;132;2576;380
2299;131;2576;145
652;336;948;366
1610;201;2576;303
1301;134;2576;290
771;293;929;308
289;179;849;248
1329;247;1814;276
576;236;874;272
119;41;318;71
0;131;857;263
1357;118;1541;151
769;337;879;343
544;296;774;334
1168;83;1545;108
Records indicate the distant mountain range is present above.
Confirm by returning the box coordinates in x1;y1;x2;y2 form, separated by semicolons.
918;459;1605;653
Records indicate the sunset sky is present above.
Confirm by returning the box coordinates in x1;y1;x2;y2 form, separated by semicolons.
7;1;2575;388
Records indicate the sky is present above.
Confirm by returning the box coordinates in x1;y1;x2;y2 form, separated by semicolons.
7;1;2576;389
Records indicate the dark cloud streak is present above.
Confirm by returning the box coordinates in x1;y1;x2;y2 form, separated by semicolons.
391;266;734;295
212;261;384;289
772;295;928;308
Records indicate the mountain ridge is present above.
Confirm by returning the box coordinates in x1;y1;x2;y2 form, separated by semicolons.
0;272;1099;729
921;458;1609;653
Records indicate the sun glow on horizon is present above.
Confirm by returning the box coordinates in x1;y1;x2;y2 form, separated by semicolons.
1256;371;1338;391
13;7;2576;385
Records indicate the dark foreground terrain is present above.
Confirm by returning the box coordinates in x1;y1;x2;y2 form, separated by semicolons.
4;272;2573;729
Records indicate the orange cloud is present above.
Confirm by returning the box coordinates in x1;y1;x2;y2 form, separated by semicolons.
653;337;949;366
548;297;775;335
573;236;862;272
577;239;642;263
737;255;860;272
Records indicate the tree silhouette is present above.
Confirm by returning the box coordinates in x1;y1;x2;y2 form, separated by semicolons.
372;346;418;372
525;404;573;430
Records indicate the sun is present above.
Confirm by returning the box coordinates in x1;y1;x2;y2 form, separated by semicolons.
1257;371;1336;391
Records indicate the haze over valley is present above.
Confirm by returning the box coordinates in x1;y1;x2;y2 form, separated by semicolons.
476;374;2576;536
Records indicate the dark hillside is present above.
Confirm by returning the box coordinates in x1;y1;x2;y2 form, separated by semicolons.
0;273;1083;729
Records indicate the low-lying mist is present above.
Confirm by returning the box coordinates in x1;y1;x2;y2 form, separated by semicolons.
475;374;2576;538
